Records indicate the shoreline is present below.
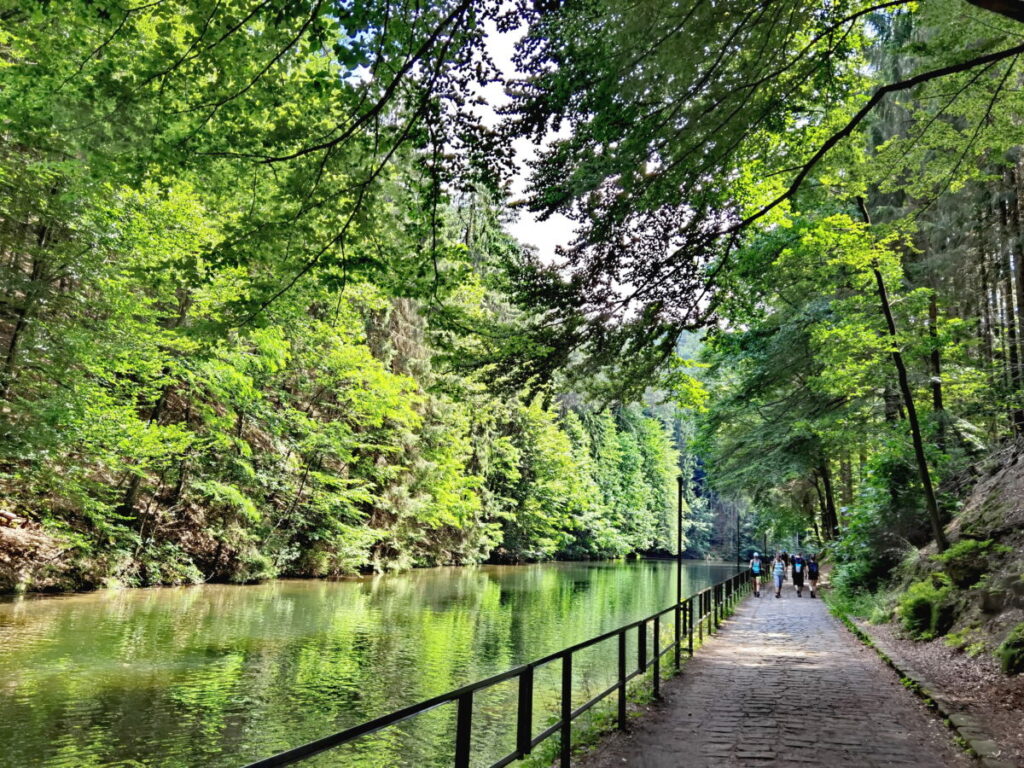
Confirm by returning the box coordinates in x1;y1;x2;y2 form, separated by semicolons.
1;557;745;600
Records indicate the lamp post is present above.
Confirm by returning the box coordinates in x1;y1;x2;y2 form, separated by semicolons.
676;476;683;608
736;503;741;566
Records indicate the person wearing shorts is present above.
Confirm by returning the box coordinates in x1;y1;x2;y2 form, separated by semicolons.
749;552;764;597
807;554;820;598
791;552;806;597
772;553;785;598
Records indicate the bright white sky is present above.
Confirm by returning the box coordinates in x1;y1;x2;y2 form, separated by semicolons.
480;19;575;264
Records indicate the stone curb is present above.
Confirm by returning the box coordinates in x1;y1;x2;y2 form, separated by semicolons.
847;618;1013;768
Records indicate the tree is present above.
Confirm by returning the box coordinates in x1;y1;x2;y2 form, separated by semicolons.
494;0;1024;393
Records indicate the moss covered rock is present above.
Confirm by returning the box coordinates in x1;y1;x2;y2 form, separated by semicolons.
996;622;1024;676
899;574;957;640
930;539;1009;589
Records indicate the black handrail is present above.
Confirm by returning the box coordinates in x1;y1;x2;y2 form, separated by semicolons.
243;569;752;768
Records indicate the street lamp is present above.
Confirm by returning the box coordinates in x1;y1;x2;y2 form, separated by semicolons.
676;476;683;608
736;503;741;566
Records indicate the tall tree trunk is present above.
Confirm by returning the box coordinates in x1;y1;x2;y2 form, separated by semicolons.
876;267;948;550
0;226;48;400
980;235;996;370
1012;168;1024;375
928;293;947;449
859;198;948;552
119;300;192;515
839;453;854;506
839;453;854;528
812;475;831;541
883;385;903;422
1003;196;1024;433
119;387;172;515
818;459;839;539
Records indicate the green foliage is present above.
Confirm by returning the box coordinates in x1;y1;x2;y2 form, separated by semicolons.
7;0;1024;599
899;574;956;640
0;3;700;589
995;623;1024;676
930;539;1010;588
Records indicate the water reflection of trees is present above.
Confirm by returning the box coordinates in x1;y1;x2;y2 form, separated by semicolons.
0;563;737;767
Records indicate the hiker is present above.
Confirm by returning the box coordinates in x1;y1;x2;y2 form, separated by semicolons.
791;552;806;597
807;554;820;598
749;551;764;597
772;553;786;598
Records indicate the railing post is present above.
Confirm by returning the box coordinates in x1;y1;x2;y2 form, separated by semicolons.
688;596;694;655
454;691;473;768
560;654;572;768
244;572;756;768
653;615;661;700
617;630;627;730
638;621;647;674
674;601;681;671
698;591;703;644
517;666;534;756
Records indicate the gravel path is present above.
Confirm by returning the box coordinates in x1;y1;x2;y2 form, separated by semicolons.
578;588;971;768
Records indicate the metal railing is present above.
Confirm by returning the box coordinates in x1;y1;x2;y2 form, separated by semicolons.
244;569;751;768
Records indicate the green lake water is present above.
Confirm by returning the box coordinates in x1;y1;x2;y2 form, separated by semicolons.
0;561;741;768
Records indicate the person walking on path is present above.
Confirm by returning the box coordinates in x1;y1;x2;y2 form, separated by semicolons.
749;552;763;597
807;554;820;598
578;583;972;768
791;552;806;597
772;553;785;598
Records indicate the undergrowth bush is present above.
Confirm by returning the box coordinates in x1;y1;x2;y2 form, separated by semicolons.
996;622;1024;676
899;573;955;640
931;539;1010;588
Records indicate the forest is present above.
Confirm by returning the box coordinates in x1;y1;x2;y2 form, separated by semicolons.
1;0;1023;621
0;1;720;591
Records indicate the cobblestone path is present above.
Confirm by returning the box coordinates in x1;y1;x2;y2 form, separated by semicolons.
579;588;971;768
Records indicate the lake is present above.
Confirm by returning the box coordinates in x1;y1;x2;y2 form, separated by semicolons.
0;560;741;767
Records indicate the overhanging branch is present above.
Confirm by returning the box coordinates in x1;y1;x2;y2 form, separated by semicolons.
965;0;1024;25
735;39;1024;232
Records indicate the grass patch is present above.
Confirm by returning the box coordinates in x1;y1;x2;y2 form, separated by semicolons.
825;586;892;622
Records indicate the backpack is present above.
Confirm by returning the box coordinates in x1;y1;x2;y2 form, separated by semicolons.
807;561;819;577
751;558;761;574
793;559;803;573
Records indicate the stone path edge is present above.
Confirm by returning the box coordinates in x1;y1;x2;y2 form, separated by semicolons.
828;605;1008;768
565;590;750;766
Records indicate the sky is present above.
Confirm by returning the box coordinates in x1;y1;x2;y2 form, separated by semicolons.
479;18;575;264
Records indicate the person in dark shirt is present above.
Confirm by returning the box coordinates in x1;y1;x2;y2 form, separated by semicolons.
791;552;806;597
807;554;820;598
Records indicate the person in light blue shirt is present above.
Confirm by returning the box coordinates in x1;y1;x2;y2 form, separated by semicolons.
772;553;786;598
749;552;764;597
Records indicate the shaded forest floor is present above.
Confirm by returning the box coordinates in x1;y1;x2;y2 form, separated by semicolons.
863;619;1024;765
